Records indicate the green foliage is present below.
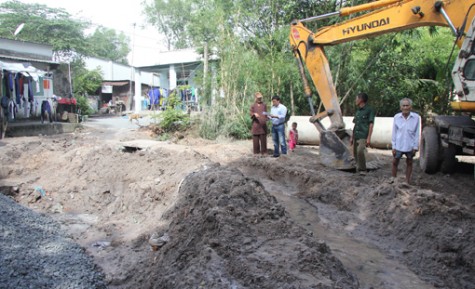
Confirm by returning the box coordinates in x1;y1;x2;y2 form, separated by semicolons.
76;95;94;116
72;66;103;97
143;0;323;140
158;133;171;141
147;0;460;137
224;113;252;139
157;109;190;132
0;0;130;63
199;105;225;140
333;28;457;117
143;0;194;50
151;92;191;132
0;0;89;58
165;90;184;108
199;101;252;140
86;27;131;64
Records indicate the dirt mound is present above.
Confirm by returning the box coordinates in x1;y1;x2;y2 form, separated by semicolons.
142;166;359;289
368;183;475;288
257;151;475;289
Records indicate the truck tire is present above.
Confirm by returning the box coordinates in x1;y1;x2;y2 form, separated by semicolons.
440;144;457;174
420;126;439;174
0;107;4;139
0;120;3;139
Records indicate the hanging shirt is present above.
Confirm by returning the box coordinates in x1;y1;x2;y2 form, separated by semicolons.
15;73;22;104
392;111;420;152
28;79;34;102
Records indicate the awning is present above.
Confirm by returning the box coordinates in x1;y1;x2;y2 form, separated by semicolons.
102;81;129;86
57;97;77;105
0;60;51;82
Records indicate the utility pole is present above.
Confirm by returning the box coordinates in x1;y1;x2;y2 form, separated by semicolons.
128;23;136;111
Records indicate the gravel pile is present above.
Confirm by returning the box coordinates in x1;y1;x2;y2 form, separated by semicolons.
0;193;106;289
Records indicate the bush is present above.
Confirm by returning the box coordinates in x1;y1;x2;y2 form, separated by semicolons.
157;109;190;132
76;95;93;116
199;104;252;140
149;92;190;132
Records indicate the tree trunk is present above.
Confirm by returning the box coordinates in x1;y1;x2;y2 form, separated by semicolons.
203;41;209;104
290;82;295;116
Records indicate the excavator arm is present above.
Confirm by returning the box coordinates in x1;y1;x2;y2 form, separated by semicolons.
289;0;475;169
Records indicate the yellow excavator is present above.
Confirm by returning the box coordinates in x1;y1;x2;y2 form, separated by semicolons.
289;0;475;173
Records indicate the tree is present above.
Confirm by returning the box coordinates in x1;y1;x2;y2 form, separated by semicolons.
0;0;89;60
143;0;459;140
0;0;131;63
142;0;330;138
143;0;194;50
86;27;131;64
71;59;103;97
332;28;457;117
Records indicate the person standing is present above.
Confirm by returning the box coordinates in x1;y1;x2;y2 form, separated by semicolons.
391;98;420;184
288;122;299;152
268;95;288;157
250;92;268;156
350;92;375;174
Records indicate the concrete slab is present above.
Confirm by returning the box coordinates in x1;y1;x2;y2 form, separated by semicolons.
5;121;80;137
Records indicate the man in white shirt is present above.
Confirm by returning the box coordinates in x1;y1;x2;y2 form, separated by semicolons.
268;95;288;157
391;98;421;184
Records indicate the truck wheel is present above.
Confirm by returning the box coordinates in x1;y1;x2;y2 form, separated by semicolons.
420;126;439;174
440;144;457;174
0;107;4;139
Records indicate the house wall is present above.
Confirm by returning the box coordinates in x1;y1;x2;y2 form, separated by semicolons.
84;51;203;113
84;57;160;85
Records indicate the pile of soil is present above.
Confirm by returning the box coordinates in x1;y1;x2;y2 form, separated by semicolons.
140;166;358;288
233;149;475;288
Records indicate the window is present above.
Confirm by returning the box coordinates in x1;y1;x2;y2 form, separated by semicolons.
463;59;475;80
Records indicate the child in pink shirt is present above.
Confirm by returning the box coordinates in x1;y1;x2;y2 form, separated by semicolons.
288;122;298;152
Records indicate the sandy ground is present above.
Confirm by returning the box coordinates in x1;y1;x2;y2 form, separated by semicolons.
0;115;474;289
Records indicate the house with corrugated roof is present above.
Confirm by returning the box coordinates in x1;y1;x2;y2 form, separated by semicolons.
0;37;58;119
85;48;203;113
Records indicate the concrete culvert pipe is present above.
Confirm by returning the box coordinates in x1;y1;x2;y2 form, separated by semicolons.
287;116;396;149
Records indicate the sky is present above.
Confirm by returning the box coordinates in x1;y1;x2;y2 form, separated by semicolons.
6;0;166;66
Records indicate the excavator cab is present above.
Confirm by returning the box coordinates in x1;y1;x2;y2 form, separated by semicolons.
452;15;475;111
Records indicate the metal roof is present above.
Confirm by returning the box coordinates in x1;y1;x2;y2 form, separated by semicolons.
138;61;202;80
0;54;59;65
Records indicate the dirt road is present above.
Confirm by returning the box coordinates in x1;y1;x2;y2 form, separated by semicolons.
0;116;474;289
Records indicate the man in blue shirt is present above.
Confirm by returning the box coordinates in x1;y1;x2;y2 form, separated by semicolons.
391;98;420;184
268;95;288;157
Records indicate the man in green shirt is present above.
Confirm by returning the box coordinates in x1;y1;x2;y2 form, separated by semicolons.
350;92;375;175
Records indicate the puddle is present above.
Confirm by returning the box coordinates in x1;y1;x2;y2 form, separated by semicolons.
261;178;435;289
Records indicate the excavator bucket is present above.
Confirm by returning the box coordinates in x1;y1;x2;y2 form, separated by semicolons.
319;130;354;170
307;112;354;170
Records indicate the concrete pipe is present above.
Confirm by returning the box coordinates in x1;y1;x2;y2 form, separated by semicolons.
287;116;395;149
